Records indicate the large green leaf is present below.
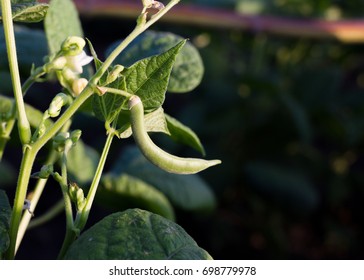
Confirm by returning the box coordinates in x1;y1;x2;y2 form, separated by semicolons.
0;190;11;259
0;1;48;23
97;173;175;220
165;113;205;155
112;146;216;213
64;209;212;260
92;92;125;124
44;0;83;55
120;40;186;112
106;31;204;93
67;140;99;184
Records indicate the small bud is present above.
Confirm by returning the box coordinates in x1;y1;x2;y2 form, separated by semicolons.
150;1;165;10
106;65;125;84
69;182;86;212
48;93;72;118
45;56;67;72
32;164;54;179
61;36;86;56
70;129;82;144
137;12;148;26
72;78;89;96
61;68;78;83
53;132;70;152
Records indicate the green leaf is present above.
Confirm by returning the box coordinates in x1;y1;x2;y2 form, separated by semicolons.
0;2;48;23
67;140;99;184
106;31;204;93
44;0;83;55
165;113;205;155
112;146;216;213
97;173;175;220
92;92;125;124
0;189;11;258
116;106;170;139
64;209;212;260
120;40;186;112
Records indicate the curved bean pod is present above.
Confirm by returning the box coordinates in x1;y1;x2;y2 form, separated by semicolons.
128;96;221;174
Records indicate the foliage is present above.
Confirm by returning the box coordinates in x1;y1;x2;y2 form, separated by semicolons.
0;0;219;260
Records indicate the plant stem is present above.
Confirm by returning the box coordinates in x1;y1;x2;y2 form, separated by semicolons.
1;0;31;144
91;0;180;85
101;87;133;98
57;142;76;259
15;120;71;253
4;0;179;259
4;147;37;259
75;132;114;231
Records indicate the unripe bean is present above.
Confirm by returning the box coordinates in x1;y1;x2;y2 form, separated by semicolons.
128;95;221;174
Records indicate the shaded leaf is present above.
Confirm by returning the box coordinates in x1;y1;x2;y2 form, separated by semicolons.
165;113;205;155
67;140;99;184
0;189;11;258
112;146;216;213
64;209;212;260
106;31;204;93
97;173;175;220
0;2;48;23
44;0;83;55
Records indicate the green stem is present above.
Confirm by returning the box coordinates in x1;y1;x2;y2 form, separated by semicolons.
4;0;180;259
4;147;37;259
75;132;114;231
16;120;71;253
22;67;47;96
57;142;76;259
91;0;180;85
1;0;31;144
101;87;133;98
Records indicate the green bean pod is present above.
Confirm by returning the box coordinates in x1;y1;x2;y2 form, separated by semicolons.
128;96;221;174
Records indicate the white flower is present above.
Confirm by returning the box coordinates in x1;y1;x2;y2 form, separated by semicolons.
65;51;93;74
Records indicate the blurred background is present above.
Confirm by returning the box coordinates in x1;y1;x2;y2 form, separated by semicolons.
3;0;364;259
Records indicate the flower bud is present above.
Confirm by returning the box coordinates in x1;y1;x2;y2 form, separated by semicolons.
61;36;86;56
48;93;72;118
72;78;89;96
69;182;86;212
106;65;125;84
53;132;70;152
31;164;54;179
70;129;82;144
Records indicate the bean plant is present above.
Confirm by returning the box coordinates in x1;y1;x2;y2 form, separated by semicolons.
0;0;220;259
